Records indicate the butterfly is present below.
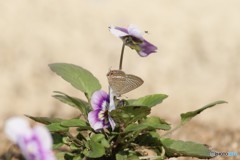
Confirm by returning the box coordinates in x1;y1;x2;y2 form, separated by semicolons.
107;70;144;96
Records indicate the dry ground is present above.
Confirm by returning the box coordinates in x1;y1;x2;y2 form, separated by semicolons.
0;0;239;159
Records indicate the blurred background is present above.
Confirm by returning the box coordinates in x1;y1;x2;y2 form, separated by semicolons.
0;0;240;153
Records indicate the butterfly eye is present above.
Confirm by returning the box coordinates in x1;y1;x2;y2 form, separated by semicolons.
107;71;113;76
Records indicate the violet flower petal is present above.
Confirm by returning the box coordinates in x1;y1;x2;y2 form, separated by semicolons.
88;89;116;131
109;25;128;38
138;40;158;57
114;26;128;34
88;110;101;127
109;25;158;57
91;90;109;110
88;109;108;131
33;126;53;150
4;117;55;160
18;133;55;160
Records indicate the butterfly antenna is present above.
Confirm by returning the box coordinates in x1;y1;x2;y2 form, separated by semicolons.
106;67;112;76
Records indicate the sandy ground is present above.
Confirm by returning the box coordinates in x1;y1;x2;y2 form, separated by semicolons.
0;0;239;158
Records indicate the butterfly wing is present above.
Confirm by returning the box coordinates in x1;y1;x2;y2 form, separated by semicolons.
107;70;126;96
119;74;144;95
107;70;144;96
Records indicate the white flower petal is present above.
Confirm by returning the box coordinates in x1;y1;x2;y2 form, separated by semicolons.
127;25;143;39
109;25;128;38
33;125;53;150
108;116;116;131
109;87;116;112
4;117;31;143
93;121;104;131
138;51;149;57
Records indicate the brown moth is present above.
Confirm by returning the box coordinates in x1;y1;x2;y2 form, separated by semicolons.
107;70;144;96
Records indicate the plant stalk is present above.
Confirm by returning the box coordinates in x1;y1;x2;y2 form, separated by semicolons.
119;43;125;70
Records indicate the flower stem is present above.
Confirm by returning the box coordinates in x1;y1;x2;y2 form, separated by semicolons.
119;43;125;70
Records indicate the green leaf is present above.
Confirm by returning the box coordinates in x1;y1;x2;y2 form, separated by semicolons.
116;152;140;160
47;123;68;132
181;100;227;124
160;138;212;158
26;115;63;125
60;153;83;160
110;106;150;126
64;153;81;160
70;143;79;150
60;119;91;130
63;137;71;144
124;124;150;133
55;152;66;160
91;134;110;148
116;153;127;160
76;132;87;141
53;91;90;115
73;156;82;160
91;134;105;141
52;133;65;149
124;117;171;133
135;131;161;147
128;94;168;108
49;63;101;99
83;140;105;158
144;117;171;130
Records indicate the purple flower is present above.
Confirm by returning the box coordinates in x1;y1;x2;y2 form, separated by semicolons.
88;90;116;131
109;25;157;57
4;117;55;160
